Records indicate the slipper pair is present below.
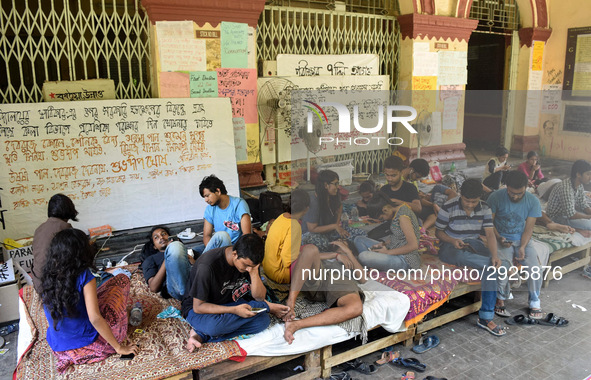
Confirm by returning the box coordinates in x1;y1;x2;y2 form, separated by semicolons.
392;357;427;372
412;335;440;354
342;358;377;374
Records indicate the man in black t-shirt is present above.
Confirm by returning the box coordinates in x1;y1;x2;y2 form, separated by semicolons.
380;156;422;214
181;234;290;352
140;226;192;300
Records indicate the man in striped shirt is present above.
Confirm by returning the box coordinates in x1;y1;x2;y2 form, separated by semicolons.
435;179;505;336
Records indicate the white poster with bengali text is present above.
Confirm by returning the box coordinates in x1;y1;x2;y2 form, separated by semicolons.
0;98;239;241
277;54;380;77
257;75;390;164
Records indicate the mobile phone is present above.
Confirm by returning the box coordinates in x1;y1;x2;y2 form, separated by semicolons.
251;308;267;314
120;353;135;360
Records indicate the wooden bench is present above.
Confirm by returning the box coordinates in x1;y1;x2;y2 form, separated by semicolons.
543;241;591;288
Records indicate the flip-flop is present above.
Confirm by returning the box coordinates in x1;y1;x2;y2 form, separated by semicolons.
529;308;545;320
392;357;427;373
342;358;378;374
412;335;440;354
423;377;448;380
505;314;537;325
329;371;351;380
494;306;511;318
477;318;507;336
375;350;400;366
537;313;569;327
402;371;415;380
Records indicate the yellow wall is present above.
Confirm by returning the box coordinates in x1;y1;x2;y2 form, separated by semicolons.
539;0;591;160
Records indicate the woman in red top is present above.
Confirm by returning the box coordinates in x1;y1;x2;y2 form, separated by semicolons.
518;151;547;188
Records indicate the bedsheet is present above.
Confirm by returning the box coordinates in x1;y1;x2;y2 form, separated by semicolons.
238;280;410;356
15;267;243;380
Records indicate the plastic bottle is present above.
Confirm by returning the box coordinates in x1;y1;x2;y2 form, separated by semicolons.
450;162;456;173
129;302;143;327
341;211;349;227
350;206;359;222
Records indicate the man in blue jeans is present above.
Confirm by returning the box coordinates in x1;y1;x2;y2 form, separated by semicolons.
488;170;543;320
140;226;192;300
180;234;290;352
193;175;251;255
435;179;505;336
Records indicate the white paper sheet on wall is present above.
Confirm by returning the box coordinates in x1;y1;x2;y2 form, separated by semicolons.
159;38;206;72
413;52;439;77
276;54;380;77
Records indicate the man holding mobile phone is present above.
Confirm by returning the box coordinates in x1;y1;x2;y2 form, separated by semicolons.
488;171;543;320
435;179;505;336
180;234;290;352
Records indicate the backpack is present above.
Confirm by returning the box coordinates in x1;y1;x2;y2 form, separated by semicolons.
259;191;284;224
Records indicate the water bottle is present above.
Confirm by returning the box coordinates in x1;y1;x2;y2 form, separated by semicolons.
350;206;359;222
450;162;456;173
129;302;143;327
341;212;349;227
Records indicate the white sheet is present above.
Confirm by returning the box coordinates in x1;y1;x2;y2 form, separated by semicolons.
17;296;31;365
238;280;410;356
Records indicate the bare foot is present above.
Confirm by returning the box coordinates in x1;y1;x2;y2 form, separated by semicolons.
548;222;575;234
185;329;202;353
266;301;290;319
284;320;300;344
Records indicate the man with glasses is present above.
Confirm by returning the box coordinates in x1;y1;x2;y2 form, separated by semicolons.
486;170;543;320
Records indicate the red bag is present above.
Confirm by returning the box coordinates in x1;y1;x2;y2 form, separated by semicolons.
430;165;443;183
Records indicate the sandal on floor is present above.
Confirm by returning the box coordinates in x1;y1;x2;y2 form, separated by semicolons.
392;358;427;373
423;377;448;380
505;314;537;325
342;358;378;374
537;313;569;327
412;335;440;354
528;308;545;320
494;306;511;318
477;318;507;336
375;350;400;366
401;371;415;380
329;371;352;380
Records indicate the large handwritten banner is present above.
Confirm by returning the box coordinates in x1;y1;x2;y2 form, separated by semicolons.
277;54;380;77
257;75;389;164
217;68;257;124
0;98;239;241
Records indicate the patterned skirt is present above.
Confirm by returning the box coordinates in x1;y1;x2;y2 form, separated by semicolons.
53;274;130;373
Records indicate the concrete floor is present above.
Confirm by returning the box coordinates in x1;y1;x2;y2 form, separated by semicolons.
2;148;589;380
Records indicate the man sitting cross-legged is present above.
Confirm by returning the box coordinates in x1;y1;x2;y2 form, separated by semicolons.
435;179;505;336
180;234;290;352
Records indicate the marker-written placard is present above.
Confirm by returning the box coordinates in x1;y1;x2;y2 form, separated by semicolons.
220;22;248;68
217;68;257;123
190;71;218;98
0;98;239;241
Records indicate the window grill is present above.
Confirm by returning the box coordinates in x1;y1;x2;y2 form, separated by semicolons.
257;5;400;173
265;0;399;16
469;0;519;35
0;0;151;104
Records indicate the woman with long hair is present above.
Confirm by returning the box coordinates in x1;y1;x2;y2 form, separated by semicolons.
41;229;138;372
353;192;421;271
301;170;365;251
518;151;547;188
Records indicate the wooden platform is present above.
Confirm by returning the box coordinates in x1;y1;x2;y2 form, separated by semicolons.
543;242;591;288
